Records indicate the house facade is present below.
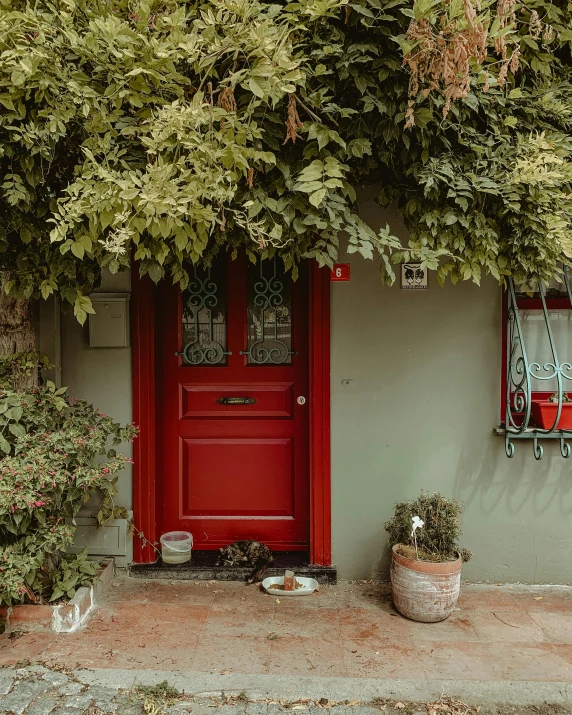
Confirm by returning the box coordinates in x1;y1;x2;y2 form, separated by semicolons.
37;188;572;584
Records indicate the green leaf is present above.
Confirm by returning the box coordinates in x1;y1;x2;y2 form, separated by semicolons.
309;188;327;207
8;423;26;438
248;77;265;98
71;241;85;259
350;3;375;16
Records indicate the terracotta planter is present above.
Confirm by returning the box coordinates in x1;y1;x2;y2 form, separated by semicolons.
390;544;462;623
532;401;572;430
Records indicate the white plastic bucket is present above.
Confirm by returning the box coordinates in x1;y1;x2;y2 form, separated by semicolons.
160;531;193;564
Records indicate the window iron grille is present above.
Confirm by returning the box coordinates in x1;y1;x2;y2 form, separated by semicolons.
501;266;572;460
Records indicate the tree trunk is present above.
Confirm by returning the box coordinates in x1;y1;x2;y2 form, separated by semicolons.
0;292;37;391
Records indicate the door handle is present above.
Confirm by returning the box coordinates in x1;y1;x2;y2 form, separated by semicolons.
216;397;257;405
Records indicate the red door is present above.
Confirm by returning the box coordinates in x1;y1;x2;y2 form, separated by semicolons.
160;255;310;551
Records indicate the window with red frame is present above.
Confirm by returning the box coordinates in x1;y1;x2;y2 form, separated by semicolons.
501;279;572;431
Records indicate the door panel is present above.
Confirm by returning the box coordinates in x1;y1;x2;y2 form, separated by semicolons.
181;438;293;515
161;255;309;550
181;383;295;418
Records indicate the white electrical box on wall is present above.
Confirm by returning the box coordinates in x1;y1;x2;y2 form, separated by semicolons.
89;293;130;348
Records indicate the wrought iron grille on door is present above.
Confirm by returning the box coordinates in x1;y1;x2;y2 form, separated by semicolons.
242;258;294;365
180;261;229;366
179;257;294;366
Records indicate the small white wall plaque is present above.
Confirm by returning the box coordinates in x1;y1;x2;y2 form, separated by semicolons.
401;263;428;290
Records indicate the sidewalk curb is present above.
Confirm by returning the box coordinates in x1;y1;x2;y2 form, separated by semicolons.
72;668;572;705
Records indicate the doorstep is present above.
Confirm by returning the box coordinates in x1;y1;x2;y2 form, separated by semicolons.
129;551;337;584
0;558;114;634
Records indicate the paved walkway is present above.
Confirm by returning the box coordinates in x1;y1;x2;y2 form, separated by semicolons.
2;579;572;682
1;579;572;713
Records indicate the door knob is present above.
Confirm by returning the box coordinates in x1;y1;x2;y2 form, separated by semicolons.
297;396;306;405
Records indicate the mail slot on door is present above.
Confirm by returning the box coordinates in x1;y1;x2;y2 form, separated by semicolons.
181;384;294;418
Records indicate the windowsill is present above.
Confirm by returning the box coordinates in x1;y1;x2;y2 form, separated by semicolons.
494;426;572;437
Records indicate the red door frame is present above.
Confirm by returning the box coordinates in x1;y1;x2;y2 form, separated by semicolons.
132;262;332;566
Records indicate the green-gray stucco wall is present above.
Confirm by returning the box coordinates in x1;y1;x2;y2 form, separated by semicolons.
39;271;133;512
331;190;572;583
39;190;572;583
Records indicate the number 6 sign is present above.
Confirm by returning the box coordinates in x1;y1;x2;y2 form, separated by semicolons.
330;264;350;282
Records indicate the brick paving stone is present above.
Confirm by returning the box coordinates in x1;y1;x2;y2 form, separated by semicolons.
0;670;14;695
25;696;61;715
61;697;92;710
107;705;140;715
0;680;53;715
40;673;69;687
58;684;83;697
82;685;117;714
89;700;117;714
16;667;49;679
49;709;83;715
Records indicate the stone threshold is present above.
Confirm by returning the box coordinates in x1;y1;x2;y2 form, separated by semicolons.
0;558;114;634
129;560;337;584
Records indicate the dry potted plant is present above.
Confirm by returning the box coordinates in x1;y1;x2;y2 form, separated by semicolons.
384;492;472;623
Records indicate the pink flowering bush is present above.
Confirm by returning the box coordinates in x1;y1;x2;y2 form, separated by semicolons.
0;382;137;606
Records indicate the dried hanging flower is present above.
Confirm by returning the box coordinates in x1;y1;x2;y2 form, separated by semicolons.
247;166;254;189
404;100;416;130
494;0;516;59
529;10;542;40
402;0;523;125
217;87;237;113
217;87;237;130
402;0;488;125
542;24;555;44
509;46;520;74
283;94;304;145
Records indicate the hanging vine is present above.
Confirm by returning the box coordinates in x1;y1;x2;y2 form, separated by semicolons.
0;0;570;320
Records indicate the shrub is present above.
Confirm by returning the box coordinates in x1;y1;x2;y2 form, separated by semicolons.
0;382;137;605
384;491;472;563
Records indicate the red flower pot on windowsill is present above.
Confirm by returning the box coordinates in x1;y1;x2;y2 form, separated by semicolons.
531;401;572;430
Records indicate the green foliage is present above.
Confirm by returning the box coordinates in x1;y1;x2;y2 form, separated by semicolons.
384;491;472;562
0;352;51;391
0;382;137;606
0;0;571;315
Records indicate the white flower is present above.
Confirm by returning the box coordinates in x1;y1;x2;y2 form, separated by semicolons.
411;516;424;536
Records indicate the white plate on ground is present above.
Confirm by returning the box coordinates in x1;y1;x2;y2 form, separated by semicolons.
262;576;319;596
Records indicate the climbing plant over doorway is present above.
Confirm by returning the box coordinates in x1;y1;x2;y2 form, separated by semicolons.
0;0;571;329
